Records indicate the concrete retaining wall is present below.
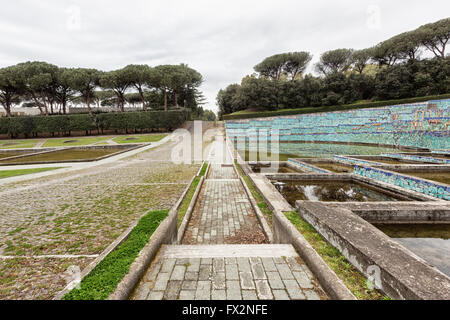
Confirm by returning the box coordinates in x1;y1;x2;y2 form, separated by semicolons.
296;201;450;300
327;202;450;223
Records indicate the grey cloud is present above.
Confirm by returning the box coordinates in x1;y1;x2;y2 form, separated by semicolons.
0;0;449;112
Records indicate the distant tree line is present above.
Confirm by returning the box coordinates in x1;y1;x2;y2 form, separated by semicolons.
217;17;450;118
0;62;206;118
0;110;190;138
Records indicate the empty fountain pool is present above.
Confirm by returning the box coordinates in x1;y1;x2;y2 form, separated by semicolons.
250;163;305;174
272;179;412;205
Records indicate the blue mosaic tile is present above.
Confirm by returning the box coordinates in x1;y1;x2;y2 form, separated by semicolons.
353;165;450;200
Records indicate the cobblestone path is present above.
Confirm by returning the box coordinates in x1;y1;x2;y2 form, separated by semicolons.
182;163;267;245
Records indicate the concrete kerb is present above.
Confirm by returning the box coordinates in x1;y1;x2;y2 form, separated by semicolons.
237;174;274;243
177;161;210;243
177;176;204;243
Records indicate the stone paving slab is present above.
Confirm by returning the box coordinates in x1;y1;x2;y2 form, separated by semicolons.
161;245;298;258
208;164;238;179
132;245;327;301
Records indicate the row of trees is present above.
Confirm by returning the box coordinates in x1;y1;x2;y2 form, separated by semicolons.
218;17;449;117
0;62;204;118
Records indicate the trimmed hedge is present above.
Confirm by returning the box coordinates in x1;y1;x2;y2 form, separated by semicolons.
0;110;190;138
222;93;450;120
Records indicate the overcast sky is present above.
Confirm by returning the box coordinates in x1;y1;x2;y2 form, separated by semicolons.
1;0;448;113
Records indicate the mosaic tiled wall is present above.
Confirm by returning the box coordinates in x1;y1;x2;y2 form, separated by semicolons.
432;150;450;155
333;155;384;166
226;99;450;150
287;159;329;173
353;165;450;200
381;153;450;164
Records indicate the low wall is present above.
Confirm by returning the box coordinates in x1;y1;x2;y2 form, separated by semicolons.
327;202;450;223
287;158;329;173
353;165;450;200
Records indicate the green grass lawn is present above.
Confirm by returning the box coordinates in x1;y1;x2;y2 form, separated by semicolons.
0;167;62;179
63;209;169;300
43;137;110;147
112;134;168;144
0;140;41;149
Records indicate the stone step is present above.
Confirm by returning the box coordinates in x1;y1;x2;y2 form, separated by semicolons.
160;244;298;259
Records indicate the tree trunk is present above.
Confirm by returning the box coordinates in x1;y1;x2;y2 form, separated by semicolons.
1;103;11;117
31;92;44;115
174;92;179;107
139;88;146;111
164;89;168;111
87;91;93;119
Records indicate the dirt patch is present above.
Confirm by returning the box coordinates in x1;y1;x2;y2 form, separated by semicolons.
63;140;79;144
224;225;268;244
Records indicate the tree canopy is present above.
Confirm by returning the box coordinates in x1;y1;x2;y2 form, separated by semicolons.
0;62;205;118
254;52;313;80
218;17;450;118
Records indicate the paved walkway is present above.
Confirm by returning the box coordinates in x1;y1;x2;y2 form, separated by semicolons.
132;130;328;300
182;163;267;245
132;245;327;300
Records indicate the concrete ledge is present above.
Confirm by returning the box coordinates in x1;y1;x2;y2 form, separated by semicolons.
272;209;356;300
177;176;205;243
296;201;450;300
109;206;178;300
248;173;293;213
327;202;450;223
